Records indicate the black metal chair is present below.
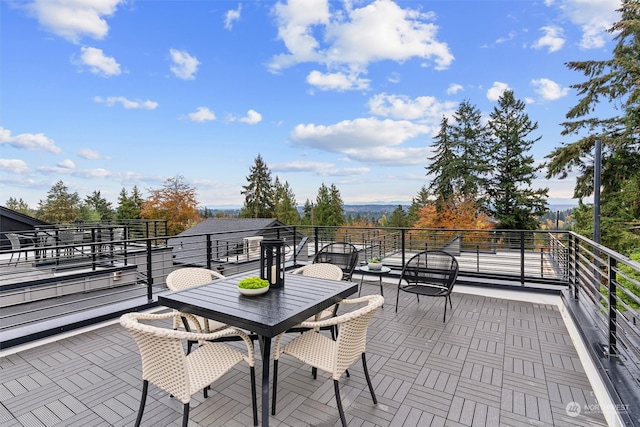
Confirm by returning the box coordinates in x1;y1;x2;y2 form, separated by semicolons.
396;250;459;322
313;242;359;281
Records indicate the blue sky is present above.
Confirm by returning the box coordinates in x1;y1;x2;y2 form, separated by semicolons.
1;0;621;209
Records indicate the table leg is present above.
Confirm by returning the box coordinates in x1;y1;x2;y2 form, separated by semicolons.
259;336;272;426
379;275;384;296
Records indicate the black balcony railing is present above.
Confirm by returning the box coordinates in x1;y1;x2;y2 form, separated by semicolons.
1;224;638;423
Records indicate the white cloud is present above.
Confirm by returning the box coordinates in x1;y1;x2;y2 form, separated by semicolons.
552;0;620;49
77;46;121;76
533;26;566;52
306;70;370;91
26;0;123;43
273;160;369;176
368;93;456;121
188;107;216;122
225;4;242;30
94;96;158;110
239;110;263;125
447;83;463;95
79;148;108;159
487;82;511;101
0;127;62;153
0;159;29;174
58;159;75;169
531;78;569;100
290;117;432;165
269;0;453;87
169;49;200;80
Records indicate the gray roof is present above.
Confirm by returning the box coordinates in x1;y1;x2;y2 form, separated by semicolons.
168;218;295;266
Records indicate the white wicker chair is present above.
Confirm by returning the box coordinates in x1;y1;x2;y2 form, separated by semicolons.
120;311;258;427
166;267;228;333
292;263;345;322
272;294;384;426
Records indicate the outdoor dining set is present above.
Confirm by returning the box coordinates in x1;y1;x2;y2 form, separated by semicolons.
121;241;460;427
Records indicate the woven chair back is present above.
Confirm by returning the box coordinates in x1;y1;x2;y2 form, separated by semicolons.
292;263;344;281
121;313;191;403
401;250;458;291
166;267;225;291
334;294;384;376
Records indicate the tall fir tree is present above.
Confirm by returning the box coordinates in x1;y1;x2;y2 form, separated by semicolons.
37;181;81;223
486;90;548;230
273;177;299;225
240;154;274;218
84;190;114;221
426;116;457;207
116;186;143;220
449;100;491;201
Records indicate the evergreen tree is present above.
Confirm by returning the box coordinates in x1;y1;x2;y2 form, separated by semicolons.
426;116;456;207
5;197;33;216
240;154;274;218
273;177;300;225
313;183;345;227
37;181;81;223
84;190;114;221
301;199;315;226
407;185;431;226
486;90;548;230
116;187;142;220
546;0;640;252
387;205;408;228
449;100;491;201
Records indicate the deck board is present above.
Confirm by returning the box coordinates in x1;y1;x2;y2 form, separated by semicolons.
0;285;609;426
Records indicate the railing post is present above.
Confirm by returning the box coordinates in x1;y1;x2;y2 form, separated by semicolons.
314;227;319;255
401;229;406;267
520;230;525;285
146;239;153;301
608;257;618;356
292;226;298;265
206;234;212;270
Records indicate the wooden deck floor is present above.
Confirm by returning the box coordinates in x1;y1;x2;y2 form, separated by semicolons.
0;282;609;426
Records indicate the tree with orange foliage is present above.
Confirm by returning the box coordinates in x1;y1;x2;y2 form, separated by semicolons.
412;199;494;249
140;175;201;235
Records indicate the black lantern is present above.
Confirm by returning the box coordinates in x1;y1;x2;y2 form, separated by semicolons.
259;239;285;288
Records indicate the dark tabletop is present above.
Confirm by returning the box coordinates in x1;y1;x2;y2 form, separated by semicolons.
158;271;358;338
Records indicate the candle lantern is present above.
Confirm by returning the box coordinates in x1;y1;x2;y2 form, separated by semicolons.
259;239;285;288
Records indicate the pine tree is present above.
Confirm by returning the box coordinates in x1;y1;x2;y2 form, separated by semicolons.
387;205;408;228
5;197;33;216
486;90;548;230
37;181;81;223
407;185;430;226
84;190;114;221
273;177;299;225
313;183;345;227
426;116;456;207
449;100;491;201
116;187;142;220
240;154;274;218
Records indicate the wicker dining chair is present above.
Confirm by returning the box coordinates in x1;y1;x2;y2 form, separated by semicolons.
120;312;258;427
312;242;360;281
396;250;459;322
290;263;345;340
271;294;384;427
166;267;228;334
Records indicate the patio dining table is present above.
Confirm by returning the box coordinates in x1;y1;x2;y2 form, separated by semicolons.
158;270;358;426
